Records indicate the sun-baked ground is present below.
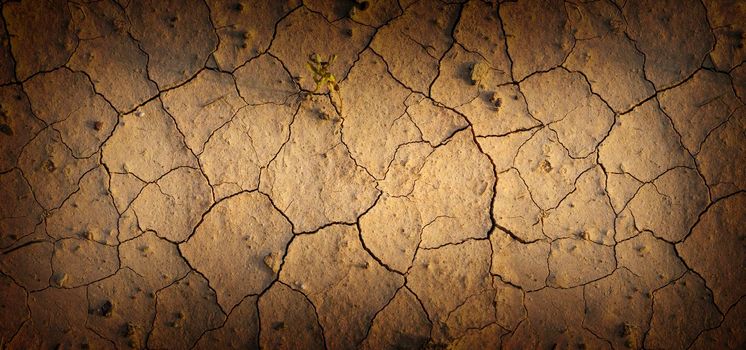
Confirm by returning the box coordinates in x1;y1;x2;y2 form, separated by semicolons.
0;0;745;349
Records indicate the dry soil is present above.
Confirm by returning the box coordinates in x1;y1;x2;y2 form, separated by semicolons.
0;0;745;349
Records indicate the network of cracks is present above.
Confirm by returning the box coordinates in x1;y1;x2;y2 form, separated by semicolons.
0;0;745;349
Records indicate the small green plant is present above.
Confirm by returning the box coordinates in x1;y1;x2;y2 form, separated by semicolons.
306;53;342;115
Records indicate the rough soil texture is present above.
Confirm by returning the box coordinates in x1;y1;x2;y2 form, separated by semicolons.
0;0;744;349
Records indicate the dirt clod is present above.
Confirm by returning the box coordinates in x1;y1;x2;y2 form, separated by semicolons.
489;93;502;109
539;159;553;172
52;272;68;287
0;123;12;135
45;159;57;172
100;300;114;317
470;62;489;86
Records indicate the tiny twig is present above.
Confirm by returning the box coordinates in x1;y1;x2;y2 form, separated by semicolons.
695;94;723;108
201;95;227;108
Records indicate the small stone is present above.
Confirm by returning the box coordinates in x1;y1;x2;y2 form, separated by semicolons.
134;111;145;118
92;120;103;131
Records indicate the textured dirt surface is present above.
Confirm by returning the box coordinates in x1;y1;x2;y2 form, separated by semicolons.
0;0;745;349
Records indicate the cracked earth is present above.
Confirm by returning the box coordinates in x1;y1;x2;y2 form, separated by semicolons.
0;0;745;349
